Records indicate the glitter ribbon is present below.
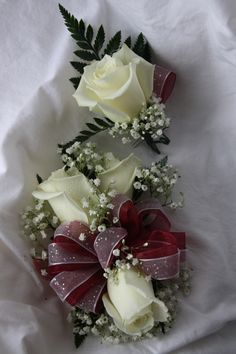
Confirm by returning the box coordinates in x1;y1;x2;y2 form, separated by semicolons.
153;65;176;103
44;195;185;313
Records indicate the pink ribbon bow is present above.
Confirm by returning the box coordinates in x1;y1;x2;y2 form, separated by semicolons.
43;195;186;314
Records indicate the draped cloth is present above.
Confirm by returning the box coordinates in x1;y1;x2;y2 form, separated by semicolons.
0;0;236;353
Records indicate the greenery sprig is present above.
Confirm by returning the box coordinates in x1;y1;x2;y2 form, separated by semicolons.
58;117;114;154
59;4;151;88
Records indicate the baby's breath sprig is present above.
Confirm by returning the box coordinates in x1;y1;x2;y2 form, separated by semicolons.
108;97;170;153
133;156;184;208
58;141;106;178
21;199;59;259
68;308;100;348
81;188;118;232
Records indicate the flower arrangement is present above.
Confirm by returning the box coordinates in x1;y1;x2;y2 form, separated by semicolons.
22;4;191;349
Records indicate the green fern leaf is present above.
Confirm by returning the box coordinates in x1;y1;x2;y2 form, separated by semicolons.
124;36;132;48
86;25;94;42
86;123;100;132
74;50;97;61
58;4;80;40
78;19;85;35
93;117;111;128
70;61;86;74
158;156;168;167
143;41;151;62
36;174;43;184
94;25;105;52
104;31;121;55
69;77;81;89
76;41;92;50
132;33;151;62
74;334;86;349
133;33;145;57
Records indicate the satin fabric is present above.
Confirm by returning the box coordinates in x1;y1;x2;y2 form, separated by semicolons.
0;0;236;353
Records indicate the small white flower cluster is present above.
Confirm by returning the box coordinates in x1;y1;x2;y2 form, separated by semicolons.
177;266;192;296
58;141;106;176
108;97;170;145
81;188;118;232
133;159;184;208
22;199;59;259
103;240;140;280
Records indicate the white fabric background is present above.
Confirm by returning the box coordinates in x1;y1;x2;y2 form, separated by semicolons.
0;0;236;353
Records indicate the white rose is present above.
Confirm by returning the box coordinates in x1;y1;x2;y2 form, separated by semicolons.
98;153;141;197
102;267;168;336
32;153;141;222
73;44;155;123
32;168;97;224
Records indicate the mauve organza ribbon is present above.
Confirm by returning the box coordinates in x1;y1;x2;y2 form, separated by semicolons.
153;65;176;103
45;195;185;313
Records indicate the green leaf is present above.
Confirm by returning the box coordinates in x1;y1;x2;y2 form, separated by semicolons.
59;4;100;64
74;50;97;61
76;41;92;50
132;33;152;62
36;174;43;184
69;77;81;89
78;19;85;36
93;117;111;128
144;134;161;154
70;61;86;74
86;25;94;42
104;30;121;56
124;36;132;48
159;135;170;145
105;117;114;125
58;4;80;40
143;41;151;62
94;25;105;52
158;156;168;167
80;130;95;136
86;123;100;132
74;333;86;349
133;188;143;202
59;117;114;154
133;33;145;57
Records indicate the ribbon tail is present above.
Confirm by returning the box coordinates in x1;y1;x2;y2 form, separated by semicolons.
76;276;107;313
50;265;105;311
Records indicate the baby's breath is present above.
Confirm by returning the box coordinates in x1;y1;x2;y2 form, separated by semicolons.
108;97;170;148
21;199;59;259
133;157;183;207
59;141;105;177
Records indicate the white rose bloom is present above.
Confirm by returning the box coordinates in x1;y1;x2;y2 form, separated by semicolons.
102;267;168;336
32;168;97;223
32;153;141;222
73;44;155;123
98;153;141;197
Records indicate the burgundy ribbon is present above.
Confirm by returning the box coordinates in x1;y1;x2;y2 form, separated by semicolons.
37;195;185;313
153;65;176;103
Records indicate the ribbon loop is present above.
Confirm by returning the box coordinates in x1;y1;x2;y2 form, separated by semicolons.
94;227;127;269
153;65;176;103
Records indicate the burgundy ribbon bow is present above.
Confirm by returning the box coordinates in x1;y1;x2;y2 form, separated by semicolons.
153;65;176;103
45;195;185;313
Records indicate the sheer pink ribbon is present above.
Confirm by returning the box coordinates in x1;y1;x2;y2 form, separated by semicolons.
45;196;185;313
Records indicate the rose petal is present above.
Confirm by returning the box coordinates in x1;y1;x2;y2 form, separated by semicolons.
98;153;141;197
